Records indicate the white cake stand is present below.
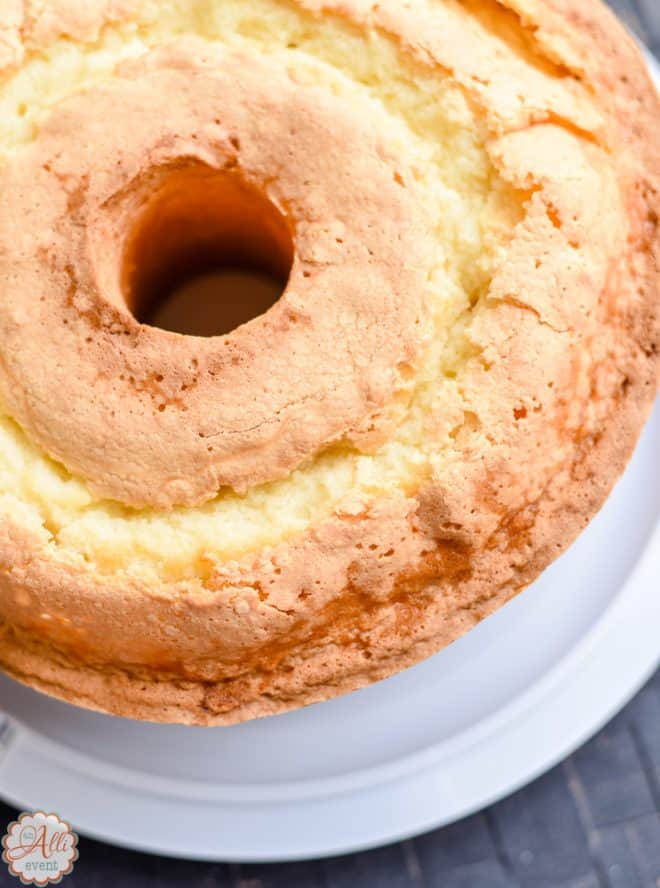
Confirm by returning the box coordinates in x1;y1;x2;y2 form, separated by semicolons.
0;59;658;867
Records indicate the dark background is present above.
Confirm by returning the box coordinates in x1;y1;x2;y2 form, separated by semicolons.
1;0;659;885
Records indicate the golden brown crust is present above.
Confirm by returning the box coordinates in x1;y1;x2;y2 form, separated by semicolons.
0;41;431;508
0;0;658;725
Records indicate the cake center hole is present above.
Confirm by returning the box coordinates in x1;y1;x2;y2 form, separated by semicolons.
122;165;294;337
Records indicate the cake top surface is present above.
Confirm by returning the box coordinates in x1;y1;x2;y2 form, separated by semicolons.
0;0;658;725
0;0;655;586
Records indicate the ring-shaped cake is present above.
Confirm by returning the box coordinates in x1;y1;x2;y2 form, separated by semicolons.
0;0;657;724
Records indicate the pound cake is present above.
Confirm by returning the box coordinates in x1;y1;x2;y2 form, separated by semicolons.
0;0;657;724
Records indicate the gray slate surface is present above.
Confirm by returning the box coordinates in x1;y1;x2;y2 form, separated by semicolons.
0;0;659;885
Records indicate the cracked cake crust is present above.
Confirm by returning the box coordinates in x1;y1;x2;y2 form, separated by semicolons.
0;0;657;725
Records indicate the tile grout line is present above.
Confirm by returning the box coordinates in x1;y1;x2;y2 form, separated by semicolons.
0;718;14;767
483;807;523;888
563;758;611;888
629;721;660;815
623;816;660;888
402;838;426;888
